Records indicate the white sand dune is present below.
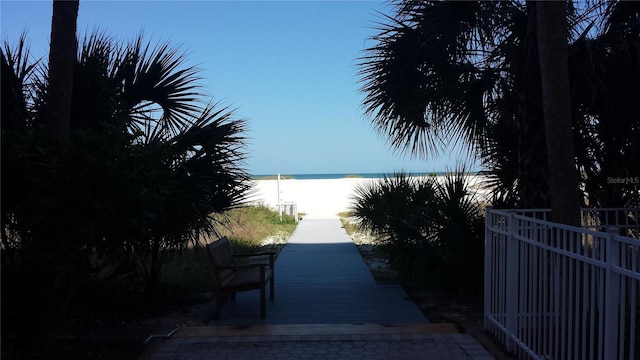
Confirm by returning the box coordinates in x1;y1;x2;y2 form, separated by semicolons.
248;178;374;219
247;175;489;219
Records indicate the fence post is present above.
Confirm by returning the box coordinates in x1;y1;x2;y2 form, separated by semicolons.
277;173;282;221
505;211;519;351
603;227;620;360
484;207;492;330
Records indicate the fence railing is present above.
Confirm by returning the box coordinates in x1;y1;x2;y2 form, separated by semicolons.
278;201;299;222
484;208;640;360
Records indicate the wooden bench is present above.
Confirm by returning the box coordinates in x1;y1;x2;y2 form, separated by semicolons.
206;236;275;319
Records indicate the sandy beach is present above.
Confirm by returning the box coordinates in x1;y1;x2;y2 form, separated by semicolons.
247;175;488;219
247;178;373;219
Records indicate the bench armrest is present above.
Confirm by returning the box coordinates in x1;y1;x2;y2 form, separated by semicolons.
233;252;276;257
233;252;275;267
214;263;268;271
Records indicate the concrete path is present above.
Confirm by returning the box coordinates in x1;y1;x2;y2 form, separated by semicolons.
143;218;495;359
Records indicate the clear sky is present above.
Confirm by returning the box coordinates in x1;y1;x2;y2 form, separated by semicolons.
1;0;477;175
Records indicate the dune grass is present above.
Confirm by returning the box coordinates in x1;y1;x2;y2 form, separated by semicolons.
215;204;298;252
252;175;295;180
338;211;358;234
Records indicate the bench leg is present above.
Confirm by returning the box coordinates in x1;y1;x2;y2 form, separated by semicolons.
213;295;222;320
270;276;274;300
260;285;266;319
212;294;233;320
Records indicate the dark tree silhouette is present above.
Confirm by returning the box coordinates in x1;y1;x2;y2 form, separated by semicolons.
46;0;79;142
358;0;640;216
536;1;581;225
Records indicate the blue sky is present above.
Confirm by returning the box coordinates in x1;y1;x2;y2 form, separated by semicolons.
1;0;477;175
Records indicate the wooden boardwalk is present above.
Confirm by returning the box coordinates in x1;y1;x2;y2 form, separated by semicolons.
209;218;428;326
145;218;496;359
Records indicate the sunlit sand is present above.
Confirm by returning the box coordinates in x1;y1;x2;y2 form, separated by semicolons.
248;175;488;219
248;178;371;219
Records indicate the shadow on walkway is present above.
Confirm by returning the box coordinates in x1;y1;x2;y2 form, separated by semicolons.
142;218;495;359
209;218;426;326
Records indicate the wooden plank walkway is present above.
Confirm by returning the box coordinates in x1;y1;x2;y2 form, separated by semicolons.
144;218;496;359
209;218;428;326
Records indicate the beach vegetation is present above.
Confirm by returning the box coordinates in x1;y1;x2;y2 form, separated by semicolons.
161;205;296;295
349;170;484;299
252;175;295;180
338;211;358;233
1;31;252;358
211;204;297;253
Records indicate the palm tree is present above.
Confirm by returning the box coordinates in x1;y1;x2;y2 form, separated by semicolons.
570;2;640;208
358;0;640;214
133;103;252;293
1;31;252;350
358;1;553;209
3;30;250;242
350;172;441;285
68;35;252;292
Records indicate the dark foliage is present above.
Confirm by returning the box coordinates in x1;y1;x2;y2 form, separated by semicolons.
350;170;484;298
358;0;640;209
1;32;251;358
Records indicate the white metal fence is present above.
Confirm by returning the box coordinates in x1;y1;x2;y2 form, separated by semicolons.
484;208;640;360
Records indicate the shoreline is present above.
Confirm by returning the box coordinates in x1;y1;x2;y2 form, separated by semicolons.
251;172;482;181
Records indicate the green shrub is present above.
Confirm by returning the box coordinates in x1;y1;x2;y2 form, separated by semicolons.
350;170;484;299
430;171;485;298
1;33;252;359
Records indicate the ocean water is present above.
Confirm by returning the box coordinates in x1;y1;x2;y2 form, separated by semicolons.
251;172;474;180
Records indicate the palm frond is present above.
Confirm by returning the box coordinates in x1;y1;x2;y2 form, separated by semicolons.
70;31;124;130
1;33;40;130
120;36;203;140
358;1;514;159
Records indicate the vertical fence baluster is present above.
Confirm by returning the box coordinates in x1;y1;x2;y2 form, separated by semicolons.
484;207;492;332
603;227;620;359
506;211;518;351
619;243;626;358
629;244;637;359
533;224;540;354
563;230;568;360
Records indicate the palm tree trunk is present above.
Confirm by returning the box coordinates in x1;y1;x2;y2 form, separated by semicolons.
507;2;550;210
46;0;79;143
517;92;550;210
535;1;580;226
